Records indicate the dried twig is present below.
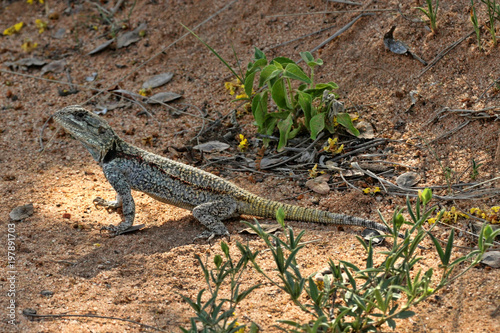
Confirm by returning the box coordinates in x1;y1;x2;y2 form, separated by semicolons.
477;76;500;101
418;30;475;77
260;133;325;169
327;0;363;5
330;138;387;163
267;24;338;50
266;8;394;18
307;13;374;55
23;311;166;331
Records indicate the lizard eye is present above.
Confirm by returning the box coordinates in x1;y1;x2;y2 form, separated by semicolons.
98;126;106;134
76;111;86;119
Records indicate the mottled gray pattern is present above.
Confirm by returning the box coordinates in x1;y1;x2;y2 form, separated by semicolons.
54;105;392;238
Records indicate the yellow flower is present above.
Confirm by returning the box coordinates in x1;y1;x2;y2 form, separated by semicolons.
35;19;47;33
323;137;343;154
21;40;38;53
362;188;371;194
309;164;323;178
235;93;248;100
470;207;481;215
238;134;248;152
138;88;152;97
373;187;381;193
27;0;44;4
427;218;437;224
3;22;24;36
491;206;500;213
350;113;359;121
224;81;235;95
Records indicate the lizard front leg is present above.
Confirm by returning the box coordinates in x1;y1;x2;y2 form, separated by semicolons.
99;163;136;235
192;199;237;239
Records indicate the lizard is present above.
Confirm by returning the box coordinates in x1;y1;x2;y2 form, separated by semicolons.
53;105;394;239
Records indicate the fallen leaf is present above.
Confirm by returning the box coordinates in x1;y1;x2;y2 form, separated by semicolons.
116;23;147;49
40;60;66;75
87;39;115;55
142;72;174;89
193;141;230;153
147;91;182;104
355;121;375;139
306;174;330;194
396;172;420;188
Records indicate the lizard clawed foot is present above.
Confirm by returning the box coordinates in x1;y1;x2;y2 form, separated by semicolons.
93;197;120;213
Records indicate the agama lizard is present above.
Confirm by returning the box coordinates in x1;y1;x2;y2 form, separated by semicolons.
53;105;393;239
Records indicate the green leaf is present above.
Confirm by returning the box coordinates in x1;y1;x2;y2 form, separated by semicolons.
443;230;454;266
300;51;314;63
309;58;323;67
267;111;290;119
254;47;266;60
283;63;312;83
244;71;256;98
276;207;286;227
259;64;279;87
277;113;293;151
309;113;325;140
297;90;312;130
336;113;360;136
251;91;268;130
246;58;267;75
430;233;445;264
271;79;289;109
288;125;301;140
394;310;416;319
235;284;261;303
272;57;295;67
221;241;229;257
304;82;338;99
387;318;396;330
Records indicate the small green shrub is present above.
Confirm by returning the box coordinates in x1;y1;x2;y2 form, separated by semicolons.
180;189;499;332
416;0;439;33
481;0;499;45
184;25;359;151
239;49;359;151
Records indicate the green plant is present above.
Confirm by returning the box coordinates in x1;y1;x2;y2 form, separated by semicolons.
179;241;260;333
416;0;439;33
470;158;482;180
481;0;499;45
183;25;360;151
238;188;498;332
241;49;359;151
470;0;483;50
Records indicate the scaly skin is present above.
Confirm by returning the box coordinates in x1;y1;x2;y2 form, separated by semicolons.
53;105;392;238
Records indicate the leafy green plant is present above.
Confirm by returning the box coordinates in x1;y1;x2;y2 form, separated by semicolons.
470;158;482;180
470;0;483;50
183;25;359;151
416;0;439;33
240;49;359;151
481;0;499;45
179;241;260;333
238;188;498;332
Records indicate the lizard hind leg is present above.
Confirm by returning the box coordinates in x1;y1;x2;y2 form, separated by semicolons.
192;199;237;239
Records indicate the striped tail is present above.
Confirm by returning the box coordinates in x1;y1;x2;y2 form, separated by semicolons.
243;194;392;235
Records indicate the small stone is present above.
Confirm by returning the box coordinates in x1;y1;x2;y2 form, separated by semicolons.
9;203;34;221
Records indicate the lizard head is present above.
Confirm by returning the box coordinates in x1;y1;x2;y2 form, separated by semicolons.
53;105;118;163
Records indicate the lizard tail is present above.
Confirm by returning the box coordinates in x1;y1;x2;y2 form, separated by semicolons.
244;195;391;234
